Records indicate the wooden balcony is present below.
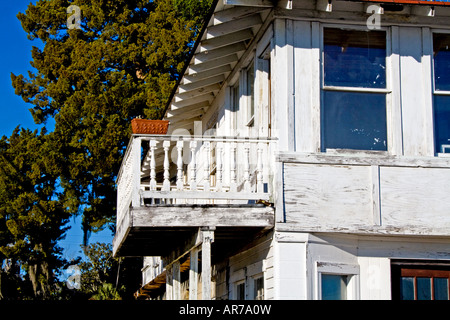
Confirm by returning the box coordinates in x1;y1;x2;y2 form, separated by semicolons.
113;134;277;257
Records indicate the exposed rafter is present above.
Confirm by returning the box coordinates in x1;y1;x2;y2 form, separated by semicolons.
164;2;273;129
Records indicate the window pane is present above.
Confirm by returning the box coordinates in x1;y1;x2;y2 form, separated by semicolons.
434;278;449;300
324;28;386;88
322;274;348;300
247;63;255;119
236;282;245;300
254;277;264;300
434;95;450;153
417;277;432;300
400;277;415;300
322;91;387;151
433;33;450;91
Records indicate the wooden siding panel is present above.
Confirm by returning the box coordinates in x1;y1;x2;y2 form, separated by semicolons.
380;166;450;230
283;163;372;226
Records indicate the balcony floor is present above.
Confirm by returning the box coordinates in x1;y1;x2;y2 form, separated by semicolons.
113;204;274;257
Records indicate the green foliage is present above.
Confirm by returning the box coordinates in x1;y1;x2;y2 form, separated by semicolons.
4;0;212;299
0;128;70;299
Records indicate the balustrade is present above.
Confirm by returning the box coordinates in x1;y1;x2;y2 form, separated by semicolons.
116;135;276;227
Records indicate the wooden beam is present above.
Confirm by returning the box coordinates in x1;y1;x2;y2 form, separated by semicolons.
189;54;238;74
167;101;209;117
175;84;220;101
179;74;225;93
194;42;246;63
173;260;181;300
213;6;269;24
184;65;231;84
201;228;214;300
171;93;214;109
223;0;274;7
189;248;199;300
131;205;274;228
206;14;262;38
201;29;254;51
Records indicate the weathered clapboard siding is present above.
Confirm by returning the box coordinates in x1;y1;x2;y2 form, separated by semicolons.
228;231;274;300
380;166;450;229
282;156;450;236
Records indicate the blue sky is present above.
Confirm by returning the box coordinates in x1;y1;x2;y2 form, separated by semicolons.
1;1;113;263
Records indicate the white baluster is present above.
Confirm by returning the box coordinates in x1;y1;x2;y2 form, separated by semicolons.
257;142;264;193
176;140;184;191
190;140;197;191
162;140;171;191
203;141;210;192
243;143;251;192
216;142;223;192
230;142;237;193
149;140;157;191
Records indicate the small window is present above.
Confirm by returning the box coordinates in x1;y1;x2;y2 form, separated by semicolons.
433;33;450;154
321;274;349;300
246;61;255;126
236;281;246;300
321;28;388;152
253;276;264;300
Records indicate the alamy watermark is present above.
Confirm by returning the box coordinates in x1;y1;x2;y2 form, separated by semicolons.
65;265;81;290
67;5;82;30
366;5;383;30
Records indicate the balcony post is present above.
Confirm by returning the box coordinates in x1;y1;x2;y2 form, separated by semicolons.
149;139;157;191
257;142;264;193
190;141;198;191
176;141;184;191
230;142;237;193
189;247;199;300
216;142;223;192
131;137;142;207
201;227;214;300
162;140;171;191
243;143;251;192
203;141;211;192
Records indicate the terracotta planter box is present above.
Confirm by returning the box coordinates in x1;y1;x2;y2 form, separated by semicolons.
131;119;169;135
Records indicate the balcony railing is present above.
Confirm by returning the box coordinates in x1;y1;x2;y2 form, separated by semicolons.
116;134;277;227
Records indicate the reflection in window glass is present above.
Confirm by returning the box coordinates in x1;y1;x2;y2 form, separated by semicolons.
434;278;449;300
324;28;386;88
254;277;264;300
322;91;387;151
321;274;348;300
417;277;432;300
236;282;245;300
433;33;450;154
400;277;415;300
433;33;450;91
433;95;450;153
322;28;387;152
246;62;255;122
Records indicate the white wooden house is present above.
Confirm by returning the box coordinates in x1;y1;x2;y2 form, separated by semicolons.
113;0;450;300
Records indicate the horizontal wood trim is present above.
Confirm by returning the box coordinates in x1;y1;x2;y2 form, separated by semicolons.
277;151;450;168
141;190;271;201
131;205;275;228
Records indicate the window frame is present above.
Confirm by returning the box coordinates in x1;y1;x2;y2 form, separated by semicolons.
315;261;360;300
245;59;256;127
431;30;450;157
320;24;393;153
391;260;450;300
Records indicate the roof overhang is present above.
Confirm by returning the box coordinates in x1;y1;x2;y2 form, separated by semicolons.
162;0;278;132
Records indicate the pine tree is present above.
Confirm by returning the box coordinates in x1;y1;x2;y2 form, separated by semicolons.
11;0;212;240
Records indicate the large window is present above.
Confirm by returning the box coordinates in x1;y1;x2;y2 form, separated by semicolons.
322;28;388;151
392;261;450;300
433;33;450;154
